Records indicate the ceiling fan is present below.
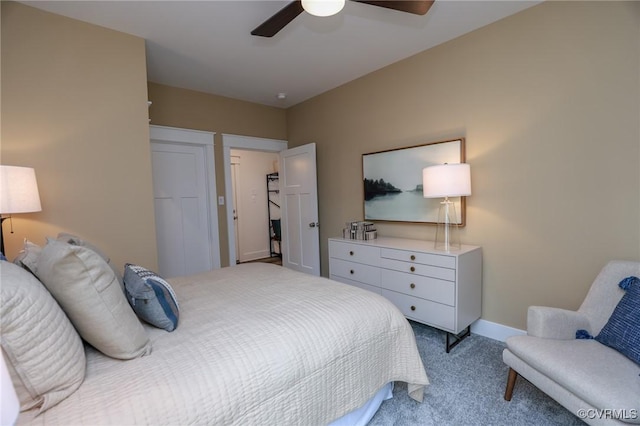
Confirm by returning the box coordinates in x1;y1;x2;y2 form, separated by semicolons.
251;0;435;38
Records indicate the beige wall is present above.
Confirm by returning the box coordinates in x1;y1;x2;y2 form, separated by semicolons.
147;83;287;266
1;2;158;270
3;1;638;331
287;1;640;329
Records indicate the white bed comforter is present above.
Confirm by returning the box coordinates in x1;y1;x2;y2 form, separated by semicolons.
19;263;429;425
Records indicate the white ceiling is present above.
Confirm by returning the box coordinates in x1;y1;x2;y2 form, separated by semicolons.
21;0;541;108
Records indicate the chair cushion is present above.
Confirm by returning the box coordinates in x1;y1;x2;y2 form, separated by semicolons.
0;261;85;413
36;239;151;359
506;335;640;417
594;276;640;365
123;264;179;332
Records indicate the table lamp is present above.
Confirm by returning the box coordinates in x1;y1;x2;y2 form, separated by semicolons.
0;166;42;256
422;163;471;251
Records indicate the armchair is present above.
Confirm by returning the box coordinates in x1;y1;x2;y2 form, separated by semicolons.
503;260;640;425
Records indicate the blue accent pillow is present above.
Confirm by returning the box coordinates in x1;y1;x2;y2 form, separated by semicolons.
577;276;640;366
0;252;6;261
123;264;179;332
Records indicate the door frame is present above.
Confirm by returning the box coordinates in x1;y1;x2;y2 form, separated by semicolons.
150;125;221;269
222;134;287;266
230;155;241;263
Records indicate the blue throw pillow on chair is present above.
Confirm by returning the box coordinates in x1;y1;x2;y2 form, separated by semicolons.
124;264;179;332
578;276;640;366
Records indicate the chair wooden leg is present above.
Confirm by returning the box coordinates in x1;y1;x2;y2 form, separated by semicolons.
504;368;518;401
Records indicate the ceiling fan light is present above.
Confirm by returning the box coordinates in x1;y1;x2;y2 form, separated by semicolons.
301;0;345;17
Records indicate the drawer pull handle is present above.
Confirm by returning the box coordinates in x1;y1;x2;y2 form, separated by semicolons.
410;305;416;311
410;266;415;272
350;270;354;275
349;251;354;256
410;283;415;289
410;255;416;261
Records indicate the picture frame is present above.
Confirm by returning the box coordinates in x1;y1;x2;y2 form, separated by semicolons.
362;138;466;225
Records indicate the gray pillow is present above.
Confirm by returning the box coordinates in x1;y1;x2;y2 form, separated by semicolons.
56;232;124;290
124;264;180;332
0;261;85;413
36;239;151;359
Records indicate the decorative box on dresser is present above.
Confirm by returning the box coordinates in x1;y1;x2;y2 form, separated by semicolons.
328;237;482;352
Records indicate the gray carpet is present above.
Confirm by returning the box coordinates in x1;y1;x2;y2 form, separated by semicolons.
369;321;585;426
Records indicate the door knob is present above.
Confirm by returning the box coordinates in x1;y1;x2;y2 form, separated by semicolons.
308;222;319;228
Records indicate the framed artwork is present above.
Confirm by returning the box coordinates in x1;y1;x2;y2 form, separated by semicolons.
362;138;466;224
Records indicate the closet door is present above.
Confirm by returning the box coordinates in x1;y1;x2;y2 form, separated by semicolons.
150;126;220;277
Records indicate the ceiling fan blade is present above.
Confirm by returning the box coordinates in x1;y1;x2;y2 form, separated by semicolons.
353;0;434;16
251;1;304;37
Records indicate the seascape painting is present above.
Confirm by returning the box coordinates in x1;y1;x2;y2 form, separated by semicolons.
362;139;465;224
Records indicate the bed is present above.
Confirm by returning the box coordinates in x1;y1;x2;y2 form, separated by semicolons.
2;241;428;426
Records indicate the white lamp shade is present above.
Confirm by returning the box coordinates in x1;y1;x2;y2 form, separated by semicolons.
0;166;42;214
301;0;345;17
423;163;471;198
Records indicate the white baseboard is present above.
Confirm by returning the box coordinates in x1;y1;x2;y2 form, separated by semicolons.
470;319;525;342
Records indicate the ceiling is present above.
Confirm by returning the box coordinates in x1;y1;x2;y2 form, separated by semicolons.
21;1;541;108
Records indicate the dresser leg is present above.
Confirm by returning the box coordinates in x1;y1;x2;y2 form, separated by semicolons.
445;326;471;353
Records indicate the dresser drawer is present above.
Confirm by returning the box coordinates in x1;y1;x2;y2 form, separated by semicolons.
329;240;380;266
329;258;380;286
329;236;482;342
330;275;381;295
381;289;455;331
381;248;455;269
380;269;454;306
379;257;455;281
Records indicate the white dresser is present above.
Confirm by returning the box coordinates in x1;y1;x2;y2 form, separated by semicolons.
328;237;482;352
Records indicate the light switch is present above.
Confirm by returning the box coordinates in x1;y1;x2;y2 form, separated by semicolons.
218;196;225;205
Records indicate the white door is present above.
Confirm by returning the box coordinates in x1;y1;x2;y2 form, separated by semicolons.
230;156;240;263
280;143;320;276
150;142;214;278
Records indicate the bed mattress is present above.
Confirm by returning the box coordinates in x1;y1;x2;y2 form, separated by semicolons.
18;263;429;425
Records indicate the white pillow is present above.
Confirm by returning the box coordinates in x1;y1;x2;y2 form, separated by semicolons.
36;239;151;360
12;239;41;275
56;232;124;290
0;261;85;413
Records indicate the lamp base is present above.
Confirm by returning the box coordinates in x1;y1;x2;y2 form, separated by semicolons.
434;199;460;252
0;217;7;255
